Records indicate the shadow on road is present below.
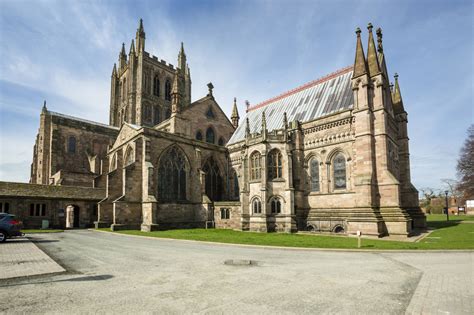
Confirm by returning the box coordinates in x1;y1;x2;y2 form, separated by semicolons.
0;274;114;288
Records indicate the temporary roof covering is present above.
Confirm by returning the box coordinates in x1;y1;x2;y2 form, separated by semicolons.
228;66;354;144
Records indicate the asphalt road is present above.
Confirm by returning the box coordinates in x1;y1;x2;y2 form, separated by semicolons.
0;230;472;314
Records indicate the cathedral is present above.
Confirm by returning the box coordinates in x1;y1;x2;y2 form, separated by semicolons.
24;20;426;236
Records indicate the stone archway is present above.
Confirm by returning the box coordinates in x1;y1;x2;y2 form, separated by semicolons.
66;205;80;228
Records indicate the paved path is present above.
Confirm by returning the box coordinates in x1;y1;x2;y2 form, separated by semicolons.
0;230;472;314
0;237;65;280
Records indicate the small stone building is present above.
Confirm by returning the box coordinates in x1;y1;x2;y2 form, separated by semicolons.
0;181;104;228
13;20;426;236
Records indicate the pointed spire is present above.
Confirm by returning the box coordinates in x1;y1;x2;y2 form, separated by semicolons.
186;64;191;77
138;18;144;34
366;23;381;77
231;97;240;128
392;73;405;114
136;18;145;52
119;43;127;69
392;73;402;104
171;70;182;114
283;112;288;130
245;117;251;138
178;42;187;71
42;100;47;113
129;39;135;56
352;27;369;79
112;63;117;77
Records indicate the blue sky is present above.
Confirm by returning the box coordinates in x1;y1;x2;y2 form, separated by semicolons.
0;0;472;192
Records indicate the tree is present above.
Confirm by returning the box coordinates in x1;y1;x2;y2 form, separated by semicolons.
419;187;437;213
441;178;462;206
456;124;474;200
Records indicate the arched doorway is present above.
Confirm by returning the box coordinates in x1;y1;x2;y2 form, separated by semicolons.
66;205;80;228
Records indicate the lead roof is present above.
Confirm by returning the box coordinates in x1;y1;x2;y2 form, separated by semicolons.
227;66;354;145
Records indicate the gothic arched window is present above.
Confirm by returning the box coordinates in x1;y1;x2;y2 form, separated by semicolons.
270;197;281;214
165;80;172;101
206;127;215;144
233;170;239;200
123;78;127;99
252;198;262;214
218;137;225;146
124;147;134;166
153;75;160;96
310;158;320;192
68;136;76;154
165;108;171;119
157;146;188;201
250;151;261;180
333;153;347;190
202;157;222;201
110;153;117;171
267;149;283;180
153;106;160;125
196;131;203;141
144;104;151;122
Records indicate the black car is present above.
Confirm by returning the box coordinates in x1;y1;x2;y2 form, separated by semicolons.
0;213;23;242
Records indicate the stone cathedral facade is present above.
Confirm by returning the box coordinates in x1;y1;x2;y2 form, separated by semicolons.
26;20;425;236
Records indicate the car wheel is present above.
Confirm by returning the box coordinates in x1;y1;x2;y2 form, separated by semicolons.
0;231;6;243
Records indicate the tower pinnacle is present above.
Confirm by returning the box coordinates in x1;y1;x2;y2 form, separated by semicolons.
367;23;381;77
171;70;182;113
178;42;187;71
119;43;127;69
231;97;240;128
136;18;145;52
352;27;369;79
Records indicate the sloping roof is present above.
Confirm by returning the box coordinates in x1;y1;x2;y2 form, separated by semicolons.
228;66;354;144
0;181;105;201
48;111;120;130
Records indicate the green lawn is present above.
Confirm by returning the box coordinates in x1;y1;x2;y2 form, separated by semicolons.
426;214;474;222
98;215;474;250
23;229;64;233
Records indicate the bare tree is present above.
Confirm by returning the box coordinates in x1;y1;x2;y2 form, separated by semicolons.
441;179;462;206
419;187;437;213
456;125;474;200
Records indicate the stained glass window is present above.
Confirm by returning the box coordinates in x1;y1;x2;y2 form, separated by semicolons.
68;136;76;154
196;131;203;141
206;127;215;144
165;80;171;101
202;157;222;201
233;171;239;200
153;75;160;96
157;146;187;201
250;152;261;180
268;149;283;180
252;199;261;214
310;158;319;192
153;107;160;125
270;197;281;214
333;153;346;189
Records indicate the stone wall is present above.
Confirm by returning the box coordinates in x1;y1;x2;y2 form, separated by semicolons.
30;110;118;187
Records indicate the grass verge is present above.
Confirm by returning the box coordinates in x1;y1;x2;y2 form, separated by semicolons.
97;215;474;250
23;229;64;233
